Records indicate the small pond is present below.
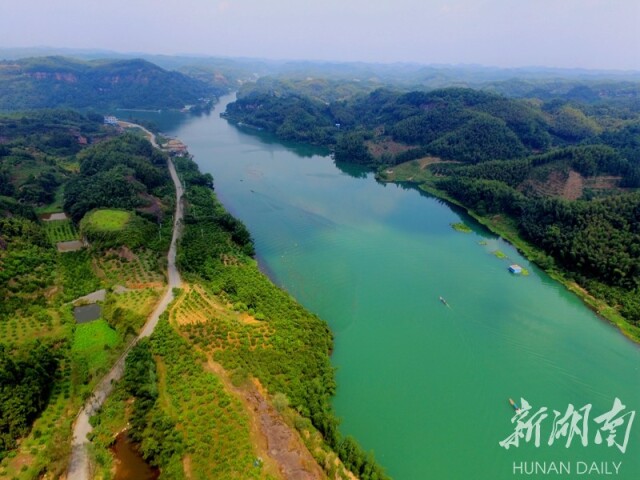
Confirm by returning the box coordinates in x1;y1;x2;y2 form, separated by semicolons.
73;304;102;324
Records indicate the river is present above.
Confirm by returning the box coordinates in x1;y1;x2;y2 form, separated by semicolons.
121;95;640;479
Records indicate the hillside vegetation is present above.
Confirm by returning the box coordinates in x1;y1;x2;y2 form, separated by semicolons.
0;113;173;478
0;109;373;480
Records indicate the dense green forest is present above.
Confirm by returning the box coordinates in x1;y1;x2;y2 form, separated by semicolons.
0;56;216;110
225;78;640;334
64;134;170;221
0;343;59;455
227;81;639;163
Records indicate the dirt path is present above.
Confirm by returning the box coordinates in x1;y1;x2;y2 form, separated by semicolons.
67;127;183;480
562;169;584;200
117;121;160;149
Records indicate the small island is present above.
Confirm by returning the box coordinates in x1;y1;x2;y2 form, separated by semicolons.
451;222;472;233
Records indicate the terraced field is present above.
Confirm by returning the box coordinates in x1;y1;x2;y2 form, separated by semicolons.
43;219;78;244
113;288;163;318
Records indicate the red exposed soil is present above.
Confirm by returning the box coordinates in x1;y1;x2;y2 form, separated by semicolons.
562;170;584;200
366;139;414;158
136;193;164;220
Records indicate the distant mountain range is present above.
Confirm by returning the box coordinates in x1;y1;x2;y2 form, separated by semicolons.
2;46;640;90
0;56;219;110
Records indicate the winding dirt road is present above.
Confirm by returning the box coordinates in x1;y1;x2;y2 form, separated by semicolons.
67;127;183;480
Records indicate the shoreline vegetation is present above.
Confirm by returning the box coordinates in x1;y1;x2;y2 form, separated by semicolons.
223;81;640;346
379;168;640;344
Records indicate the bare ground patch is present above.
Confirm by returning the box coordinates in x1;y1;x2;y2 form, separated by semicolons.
366;139;414;158
585;175;621;189
519;169;569;197
382;156;455;182
562;170;584;200
520;169;624;200
57;240;84;252
41;212;68;221
206;359;325;480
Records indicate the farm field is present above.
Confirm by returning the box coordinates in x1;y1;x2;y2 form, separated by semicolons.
0;308;71;346
96;248;165;288
43;219;78;244
72;319;121;381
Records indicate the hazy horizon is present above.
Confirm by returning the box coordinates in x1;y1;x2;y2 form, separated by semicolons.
2;0;639;71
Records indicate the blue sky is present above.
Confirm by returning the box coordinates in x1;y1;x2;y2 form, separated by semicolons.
1;0;639;70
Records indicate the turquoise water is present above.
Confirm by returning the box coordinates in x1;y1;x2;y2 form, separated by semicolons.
134;96;640;479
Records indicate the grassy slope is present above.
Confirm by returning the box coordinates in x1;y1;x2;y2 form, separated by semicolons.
82;209;132;232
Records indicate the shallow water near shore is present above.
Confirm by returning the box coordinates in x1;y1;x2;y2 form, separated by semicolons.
111;433;159;480
132;95;640;479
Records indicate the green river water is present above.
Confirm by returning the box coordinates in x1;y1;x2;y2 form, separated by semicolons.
123;95;640;479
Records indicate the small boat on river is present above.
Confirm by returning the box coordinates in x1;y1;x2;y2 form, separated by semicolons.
509;398;522;414
439;296;450;308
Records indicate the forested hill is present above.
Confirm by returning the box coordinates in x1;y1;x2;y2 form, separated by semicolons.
226;81;638;166
0;56;217;110
225;78;640;337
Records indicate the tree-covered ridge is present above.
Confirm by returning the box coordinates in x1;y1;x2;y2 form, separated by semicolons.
0;56;214;110
226;79;640;167
64;133;170;221
0;110;106;205
226;82;627;165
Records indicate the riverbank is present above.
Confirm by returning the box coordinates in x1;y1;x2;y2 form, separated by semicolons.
377;166;640;345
